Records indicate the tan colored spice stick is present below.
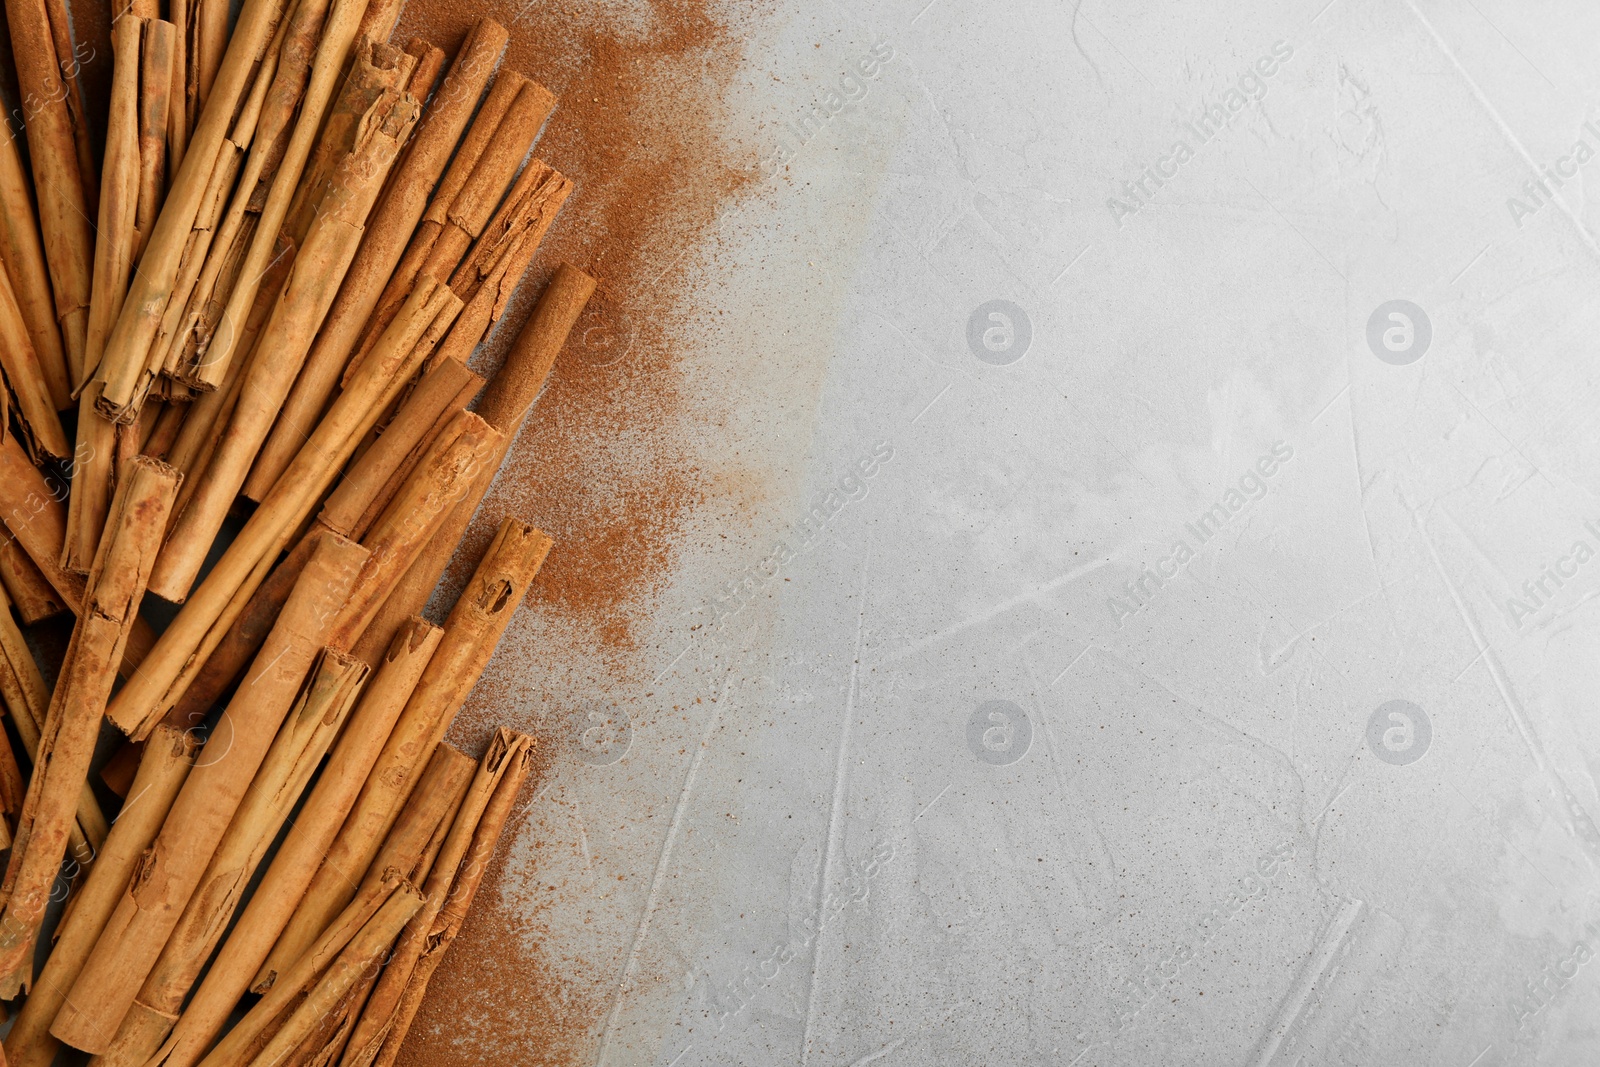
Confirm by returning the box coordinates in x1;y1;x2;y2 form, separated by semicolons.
259;519;549;981
195;0;386;392
0;432;85;614
347;71;532;380
0;539;65;622
320;357;481;539
0;457;180;997
135;19;176;264
148;87;421;602
350;731;535;1067
251;890;422;1067
195;0;228;112
0;248;69;457
62;389;120;573
192;879;423;1067
105;277;459;740
92;0;296;418
353;264;592;664
166;529;329;727
407;80;557;286
279;40;417;255
85;14;147;384
429;160;571;368
147;2;297;393
290;747;476;1067
325;412;503;650
245;20;508;500
3;725;198;1067
143;397;188;459
54;535;369;1052
148;621;440;1067
168;0;188;172
98;651;369;1067
402;39;446;99
0;582;104;855
0;115;69;408
43;0;96;214
5;0;95;386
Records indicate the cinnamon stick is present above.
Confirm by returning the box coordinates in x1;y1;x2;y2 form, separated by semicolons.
0;109;69;408
3;725;198;1067
429;159;571;368
97;651;369;1067
0;431;85;614
194;0;391;391
134;19;176;263
244;19;508;500
53;534;369;1051
0;244;69;457
148;84;421;601
91;0;297;418
347;72;542;380
353;263;592;665
0;539;64;622
259;518;550;982
326;411;504;651
147;619;442;1067
194;0;227;114
348;731;535;1067
0;456;181;997
4;0;95;386
0;582;105;858
319;356;481;540
105;276;460;740
195;879;425;1067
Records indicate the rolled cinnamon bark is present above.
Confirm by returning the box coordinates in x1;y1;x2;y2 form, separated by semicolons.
148;2;304;393
62;388;119;573
244;19;508;501
0;247;69;458
0;111;70;408
0;539;65;622
428;159;571;369
325;411;504;651
193;879;424;1067
348;731;535;1067
353;264;592;665
0;432;86;615
144;620;441;1067
194;0;227;113
195;0;392;392
402;38;446;99
3;725;198;1067
348;72;551;384
279;40;417;254
0;456;181;997
134;19;176;264
148;84;421;602
54;534;369;1051
96;651;369;1067
91;0;296;419
104;276;460;740
319;357;481;540
4;0;95;386
260;518;549;984
0;581;105;857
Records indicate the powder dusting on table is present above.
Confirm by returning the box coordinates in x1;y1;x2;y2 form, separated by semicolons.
388;0;757;1062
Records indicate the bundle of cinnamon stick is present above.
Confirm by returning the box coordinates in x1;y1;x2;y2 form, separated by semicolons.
0;5;594;1063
